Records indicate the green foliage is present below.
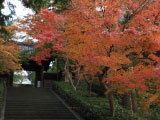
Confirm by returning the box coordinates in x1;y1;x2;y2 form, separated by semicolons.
138;106;160;120
13;72;24;84
19;50;32;65
0;0;7;26
48;61;57;73
52;81;142;120
53;0;71;13
0;0;16;40
19;48;37;65
91;84;106;97
22;0;51;13
0;62;4;71
13;71;35;85
22;0;71;13
27;71;35;84
48;58;65;73
43;42;53;49
148;106;160;119
0;26;11;40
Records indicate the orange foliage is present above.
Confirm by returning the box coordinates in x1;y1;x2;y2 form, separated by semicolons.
23;0;160;107
0;38;21;73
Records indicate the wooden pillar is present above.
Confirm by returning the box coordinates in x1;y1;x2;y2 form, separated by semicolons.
35;71;38;87
6;72;13;88
35;66;44;88
6;74;10;88
40;66;44;88
56;59;58;81
9;72;13;87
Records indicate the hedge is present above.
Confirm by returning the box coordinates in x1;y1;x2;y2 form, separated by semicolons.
52;81;142;120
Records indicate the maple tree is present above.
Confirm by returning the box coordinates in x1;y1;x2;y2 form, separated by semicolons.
21;0;160;116
0;25;21;83
62;0;160;115
27;9;66;65
0;1;22;74
0;38;21;74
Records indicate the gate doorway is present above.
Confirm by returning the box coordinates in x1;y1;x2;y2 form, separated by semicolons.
13;71;35;87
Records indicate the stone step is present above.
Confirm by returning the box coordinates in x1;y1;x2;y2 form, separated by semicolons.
5;111;71;115
5;116;75;119
5;114;74;117
5;119;77;120
4;87;79;120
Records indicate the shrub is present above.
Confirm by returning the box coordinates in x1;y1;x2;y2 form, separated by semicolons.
52;81;142;120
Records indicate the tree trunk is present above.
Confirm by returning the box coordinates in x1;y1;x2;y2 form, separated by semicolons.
64;59;81;91
122;92;132;111
122;89;138;113
67;68;76;91
64;73;69;82
97;67;115;117
131;89;138;113
65;59;77;91
85;80;92;96
73;66;80;87
108;92;115;117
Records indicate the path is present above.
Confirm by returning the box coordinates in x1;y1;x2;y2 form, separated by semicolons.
4;87;79;120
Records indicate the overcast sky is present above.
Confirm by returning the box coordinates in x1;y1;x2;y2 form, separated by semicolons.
2;0;34;20
2;0;37;43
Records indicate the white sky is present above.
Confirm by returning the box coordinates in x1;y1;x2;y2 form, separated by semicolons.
2;0;34;20
14;70;28;76
2;0;37;42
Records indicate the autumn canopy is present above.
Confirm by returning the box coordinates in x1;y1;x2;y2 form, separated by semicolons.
16;0;160;116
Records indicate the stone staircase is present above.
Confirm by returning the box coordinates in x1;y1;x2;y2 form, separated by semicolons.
4;87;79;120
